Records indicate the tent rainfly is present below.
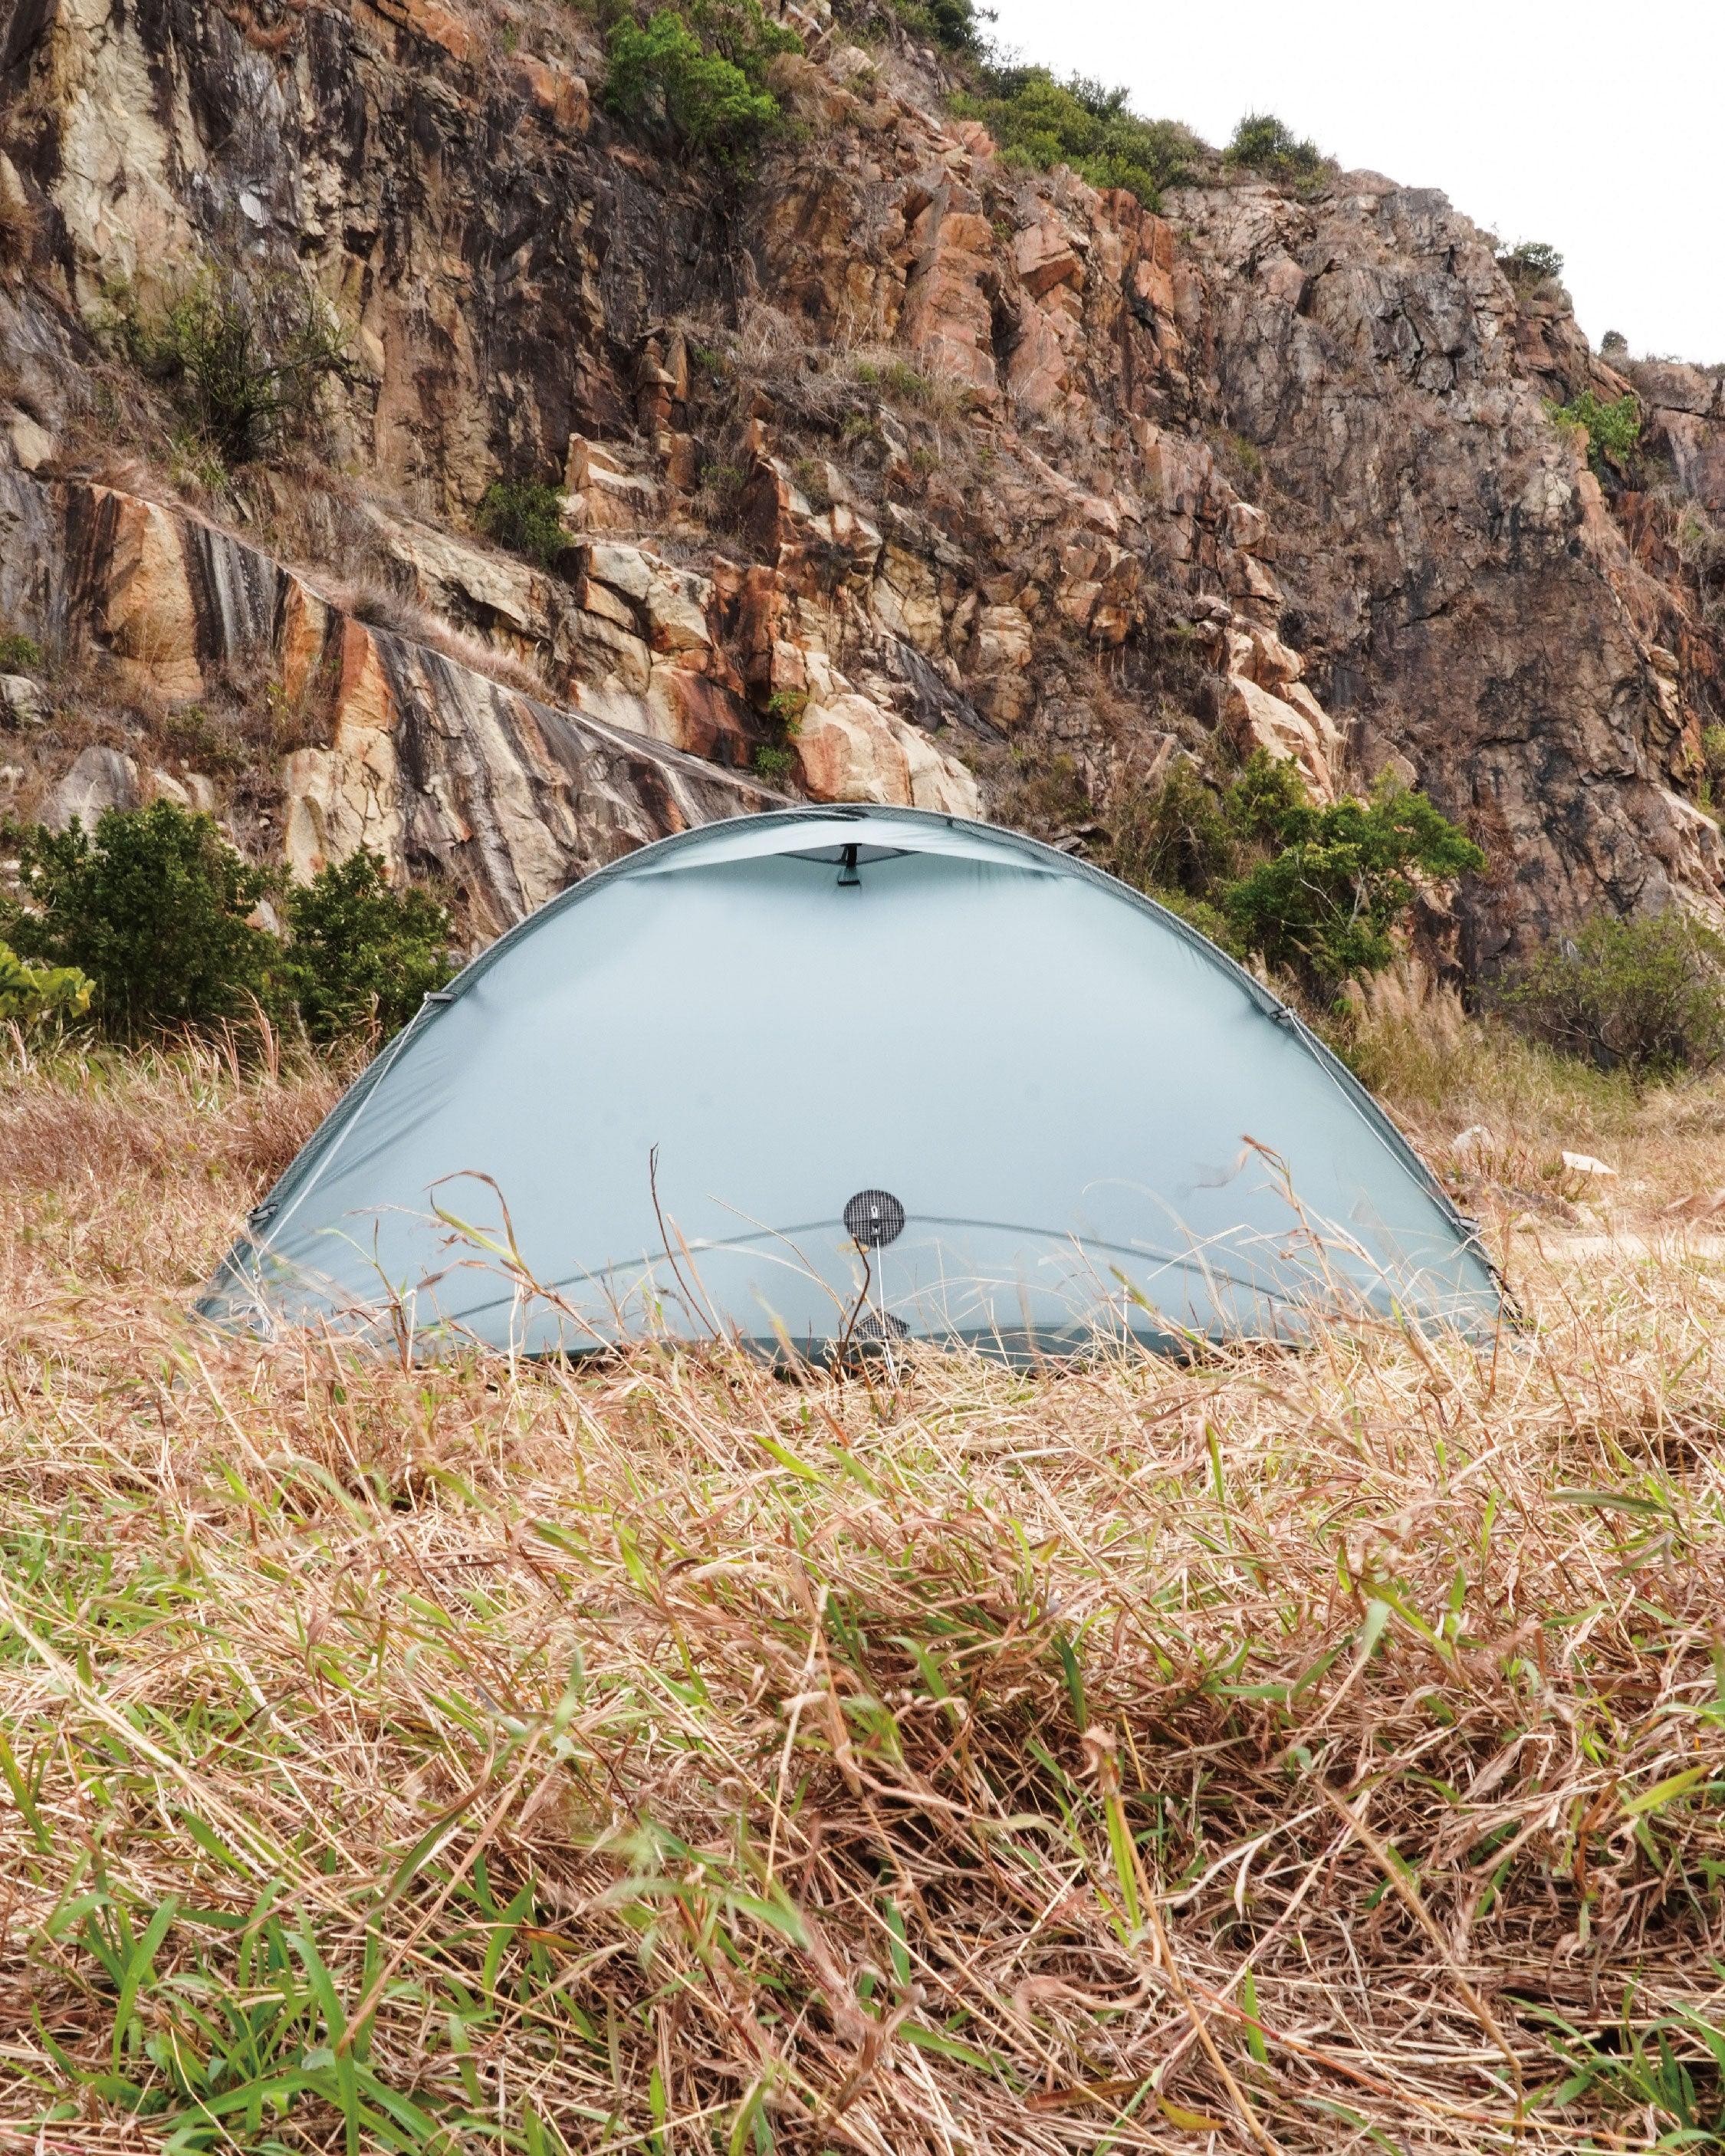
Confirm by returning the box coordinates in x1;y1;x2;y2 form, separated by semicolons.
200;806;1504;1358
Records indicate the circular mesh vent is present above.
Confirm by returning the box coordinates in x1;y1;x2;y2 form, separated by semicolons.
856;1311;910;1343
844;1188;905;1247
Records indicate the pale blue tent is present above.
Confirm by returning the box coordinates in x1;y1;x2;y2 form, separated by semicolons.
200;805;1503;1357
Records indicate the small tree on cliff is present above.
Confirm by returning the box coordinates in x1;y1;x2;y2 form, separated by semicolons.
1224;112;1328;189
1103;752;1484;994
603;0;800;159
1497;240;1565;293
1217;757;1485;990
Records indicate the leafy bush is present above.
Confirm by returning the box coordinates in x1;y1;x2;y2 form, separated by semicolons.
0;631;43;672
1497;912;1725;1076
751;688;804;781
1143;883;1243;957
2;806;455;1043
2;802;273;1036
1224;112;1327;188
1549;388;1641;478
0;942;93;1028
278;848;454;1043
476;480;570;567
1101;758;1236;902
895;0;984;54
1103;751;1484;991
120;267;351;467
1698;724;1725;813
603;0;800;158
952;68;1202;208
1220;766;1484;988
1497;239;1565;291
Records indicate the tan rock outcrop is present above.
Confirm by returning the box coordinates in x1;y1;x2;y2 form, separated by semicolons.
5;468;775;925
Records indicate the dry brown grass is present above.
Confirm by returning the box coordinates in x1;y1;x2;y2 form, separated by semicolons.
3;1029;1725;2151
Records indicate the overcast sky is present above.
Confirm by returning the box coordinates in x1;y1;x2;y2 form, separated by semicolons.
984;0;1725;365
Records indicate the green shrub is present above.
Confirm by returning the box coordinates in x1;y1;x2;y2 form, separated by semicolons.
2;807;456;1044
0;941;93;1028
1548;388;1641;478
476;479;570;567
1698;724;1725;813
1224;112;1326;187
852;357;949;409
1143;884;1244;958
895;0;984;54
0;631;43;673
1497;239;1565;291
120;268;350;468
2;802;273;1036
952;68;1202;208
751;686;804;781
1496;912;1725;1076
603;0;800;158
278;849;454;1043
1221;777;1483;989
1104;751;1484;991
1101;758;1236;896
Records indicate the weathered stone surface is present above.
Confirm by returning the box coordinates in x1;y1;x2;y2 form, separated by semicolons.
10;470;774;928
0;675;46;727
790;652;978;813
1163;179;1725;960
902;182;997;395
565;440;660;534
1635;363;1725;512
44;745;140;830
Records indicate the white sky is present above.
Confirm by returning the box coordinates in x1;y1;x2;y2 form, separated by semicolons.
983;0;1725;364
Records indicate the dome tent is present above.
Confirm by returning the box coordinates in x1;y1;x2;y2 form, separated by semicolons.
200;805;1503;1358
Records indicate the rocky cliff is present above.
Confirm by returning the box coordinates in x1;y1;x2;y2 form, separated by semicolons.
2;0;1723;959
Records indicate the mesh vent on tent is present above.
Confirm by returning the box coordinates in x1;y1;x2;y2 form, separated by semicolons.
856;1311;909;1342
844;1188;905;1247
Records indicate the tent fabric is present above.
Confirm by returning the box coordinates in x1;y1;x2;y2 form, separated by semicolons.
199;805;1504;1357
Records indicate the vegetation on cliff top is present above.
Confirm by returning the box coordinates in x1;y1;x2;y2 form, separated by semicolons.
602;0;801;158
1497;238;1566;292
951;67;1204;206
1222;110;1329;191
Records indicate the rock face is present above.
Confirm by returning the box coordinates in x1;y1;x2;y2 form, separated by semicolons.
1166;179;1725;968
0;465;777;926
0;0;1721;958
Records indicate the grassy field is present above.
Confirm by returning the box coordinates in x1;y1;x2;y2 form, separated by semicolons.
2;1021;1724;2153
